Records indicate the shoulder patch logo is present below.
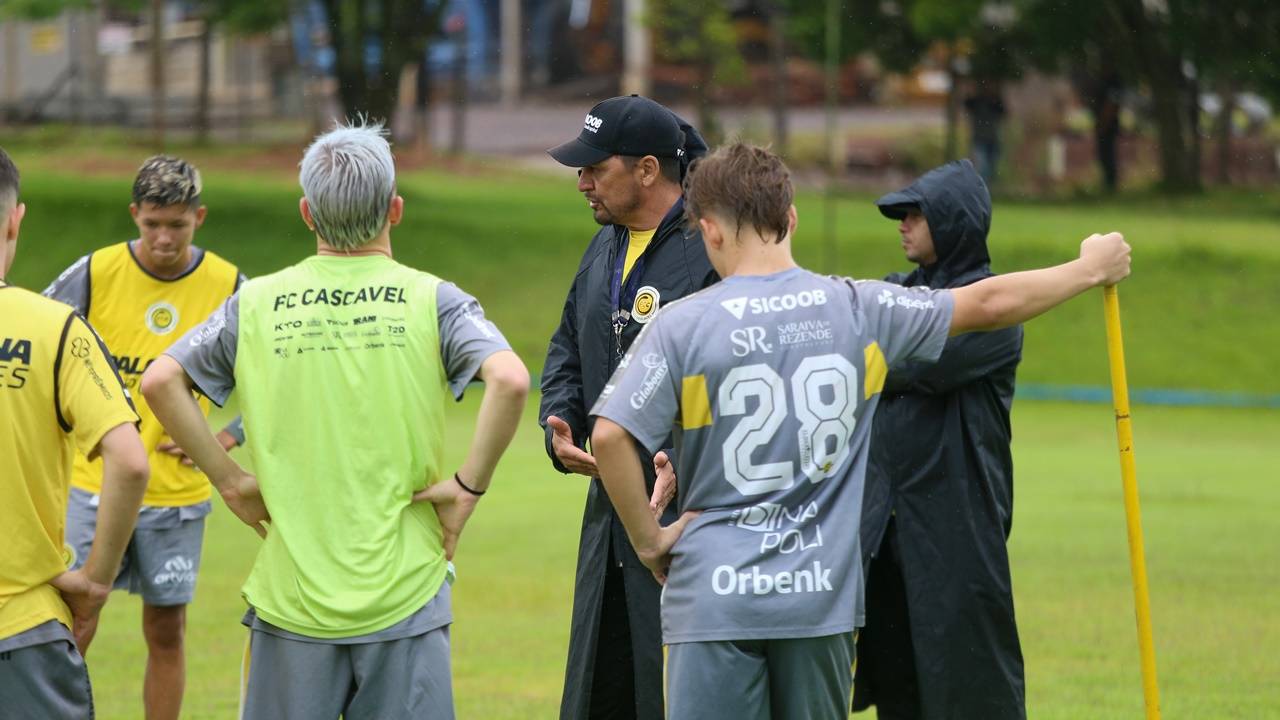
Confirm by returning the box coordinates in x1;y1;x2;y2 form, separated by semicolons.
632;286;660;324
145;301;180;335
720;297;748;320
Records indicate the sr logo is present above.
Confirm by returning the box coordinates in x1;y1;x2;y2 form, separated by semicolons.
730;327;773;357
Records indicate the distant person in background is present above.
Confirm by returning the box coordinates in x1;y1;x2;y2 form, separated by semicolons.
0;146;150;719
852;159;1027;720
540;95;715;720
43;155;245;720
964;80;1007;185
1091;69;1123;193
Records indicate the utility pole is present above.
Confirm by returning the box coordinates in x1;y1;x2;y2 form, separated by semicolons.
150;0;166;150
3;21;20;125
195;14;213;143
499;0;521;107
621;0;651;96
769;0;788;157
415;59;433;156
450;20;468;156
822;0;841;272
66;12;81;125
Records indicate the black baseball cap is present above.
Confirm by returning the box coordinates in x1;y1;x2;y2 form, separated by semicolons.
548;95;686;168
874;187;923;221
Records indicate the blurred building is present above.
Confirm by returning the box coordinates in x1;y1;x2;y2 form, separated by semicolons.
0;3;283;127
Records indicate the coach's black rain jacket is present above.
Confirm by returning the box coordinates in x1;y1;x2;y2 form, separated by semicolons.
540;196;717;720
854;160;1027;720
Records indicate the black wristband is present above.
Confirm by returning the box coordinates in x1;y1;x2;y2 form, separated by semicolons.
454;472;486;497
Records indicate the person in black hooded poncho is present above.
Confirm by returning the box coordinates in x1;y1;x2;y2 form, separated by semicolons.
852;159;1027;720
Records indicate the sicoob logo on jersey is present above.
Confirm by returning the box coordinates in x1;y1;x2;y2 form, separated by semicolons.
145;301;180;335
632;286;660;324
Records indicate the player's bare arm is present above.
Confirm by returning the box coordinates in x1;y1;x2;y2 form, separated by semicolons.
413;349;529;560
51;421;149;654
593;418;697;584
141;355;269;538
950;231;1131;335
156;427;239;466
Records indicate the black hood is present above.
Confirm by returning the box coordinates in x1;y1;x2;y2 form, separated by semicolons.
672;110;709;179
875;159;993;288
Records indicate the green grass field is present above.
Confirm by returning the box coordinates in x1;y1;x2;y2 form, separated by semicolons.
3;146;1278;718
7;147;1280;394
82;399;1280;719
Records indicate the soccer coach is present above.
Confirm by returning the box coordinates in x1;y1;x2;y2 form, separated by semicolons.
540;95;716;720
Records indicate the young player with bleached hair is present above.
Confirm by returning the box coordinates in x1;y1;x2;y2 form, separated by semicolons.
590;143;1131;719
142;121;530;719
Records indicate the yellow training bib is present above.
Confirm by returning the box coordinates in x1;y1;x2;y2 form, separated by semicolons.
73;242;240;506
0;284;138;639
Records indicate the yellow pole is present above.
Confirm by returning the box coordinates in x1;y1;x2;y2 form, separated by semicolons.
1102;285;1162;720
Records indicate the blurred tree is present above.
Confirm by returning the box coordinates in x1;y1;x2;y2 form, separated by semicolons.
783;0;1016;163
907;0;1005;161
1093;0;1199;192
317;0;445;125
194;0;291;143
1180;0;1280;185
1016;0;1280;192
784;0;924;77
0;0;90;19
783;0;1278;192
647;0;745;144
1014;1;1131;191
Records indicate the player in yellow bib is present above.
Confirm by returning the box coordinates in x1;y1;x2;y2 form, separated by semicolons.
43;156;245;720
0;146;151;718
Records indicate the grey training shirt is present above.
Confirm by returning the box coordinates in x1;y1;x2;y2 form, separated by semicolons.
166;281;511;407
591;268;953;644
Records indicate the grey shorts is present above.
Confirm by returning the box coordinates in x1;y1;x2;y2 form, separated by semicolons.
0;621;95;720
239;624;455;720
66;487;209;606
667;632;856;720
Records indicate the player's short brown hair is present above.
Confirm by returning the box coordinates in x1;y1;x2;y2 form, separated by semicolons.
0;147;19;209
684;143;792;244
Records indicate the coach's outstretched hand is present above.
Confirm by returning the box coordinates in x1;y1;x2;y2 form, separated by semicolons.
49;570;111;655
413;477;480;561
1079;231;1131;286
547;415;598;477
